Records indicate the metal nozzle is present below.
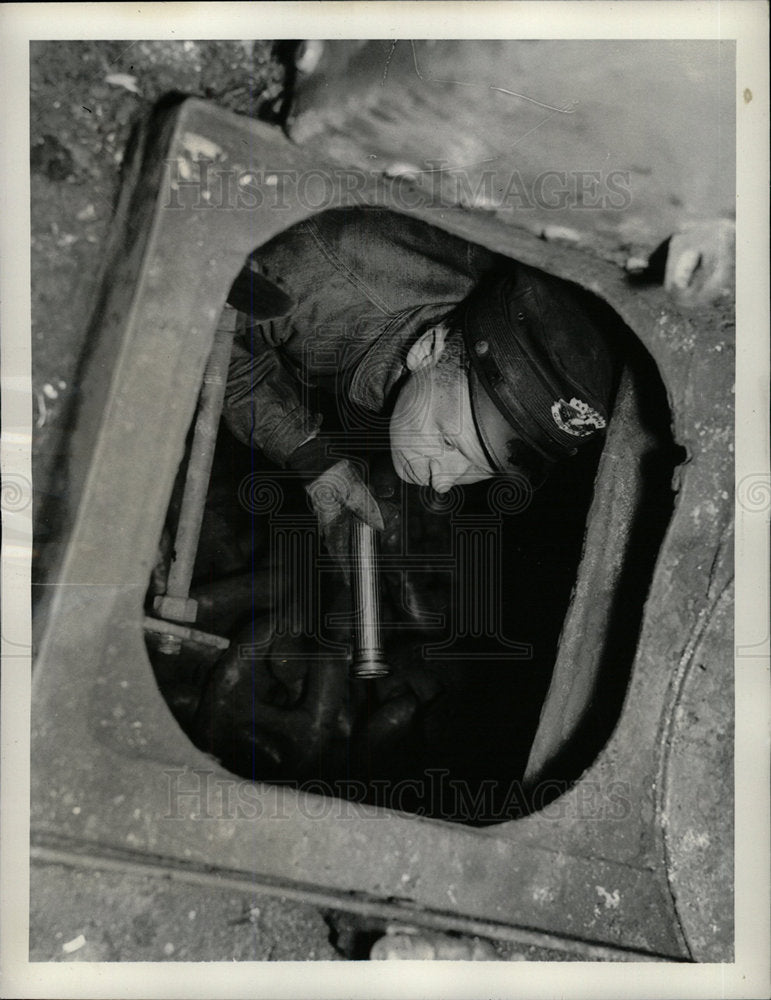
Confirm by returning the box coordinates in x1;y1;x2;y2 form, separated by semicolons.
350;519;391;680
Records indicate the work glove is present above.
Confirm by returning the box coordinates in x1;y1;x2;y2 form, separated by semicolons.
304;459;388;573
287;438;401;569
287;435;400;578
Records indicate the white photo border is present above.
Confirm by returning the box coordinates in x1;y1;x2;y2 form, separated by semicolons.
1;3;768;998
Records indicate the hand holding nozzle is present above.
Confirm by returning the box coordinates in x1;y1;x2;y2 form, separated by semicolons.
304;457;385;573
303;456;397;680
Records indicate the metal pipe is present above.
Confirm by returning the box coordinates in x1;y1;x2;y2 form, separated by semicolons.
165;310;237;603
350;519;391;679
151;306;237;653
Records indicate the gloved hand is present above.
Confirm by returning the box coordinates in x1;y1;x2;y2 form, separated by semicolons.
287;439;402;570
305;458;385;572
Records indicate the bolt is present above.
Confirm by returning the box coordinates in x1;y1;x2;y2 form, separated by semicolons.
158;633;182;656
475;340;489;356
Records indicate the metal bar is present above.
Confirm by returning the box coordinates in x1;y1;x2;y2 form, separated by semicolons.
142;615;230;651
159;306;238;617
350;519;391;679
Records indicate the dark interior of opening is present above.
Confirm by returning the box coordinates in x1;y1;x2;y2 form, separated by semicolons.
144;218;683;827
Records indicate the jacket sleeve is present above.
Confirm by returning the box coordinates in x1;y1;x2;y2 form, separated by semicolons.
222;319;321;466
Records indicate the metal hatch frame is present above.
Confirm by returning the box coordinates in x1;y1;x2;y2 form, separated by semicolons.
31;98;734;961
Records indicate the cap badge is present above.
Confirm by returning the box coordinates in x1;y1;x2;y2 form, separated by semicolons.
551;397;606;437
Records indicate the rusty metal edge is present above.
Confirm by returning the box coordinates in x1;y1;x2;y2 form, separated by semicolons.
30;837;684;963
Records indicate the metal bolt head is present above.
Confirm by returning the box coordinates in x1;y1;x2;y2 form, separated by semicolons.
158;634;182;656
475;340;489;357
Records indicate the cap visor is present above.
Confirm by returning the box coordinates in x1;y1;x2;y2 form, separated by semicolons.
469;368;521;473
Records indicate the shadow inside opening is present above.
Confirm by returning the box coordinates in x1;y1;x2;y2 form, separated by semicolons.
145;264;683;827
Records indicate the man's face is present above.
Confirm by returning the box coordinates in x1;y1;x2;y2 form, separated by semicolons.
389;325;495;493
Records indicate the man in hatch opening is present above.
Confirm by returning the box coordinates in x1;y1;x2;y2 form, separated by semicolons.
223;206;619;562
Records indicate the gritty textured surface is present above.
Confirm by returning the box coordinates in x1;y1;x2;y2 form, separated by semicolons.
288;40;734;257
30;861;341;962
31;40;284;534
662;577;734;960
28;861;585;963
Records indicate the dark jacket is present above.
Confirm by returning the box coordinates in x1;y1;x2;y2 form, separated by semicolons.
223;207;503;464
